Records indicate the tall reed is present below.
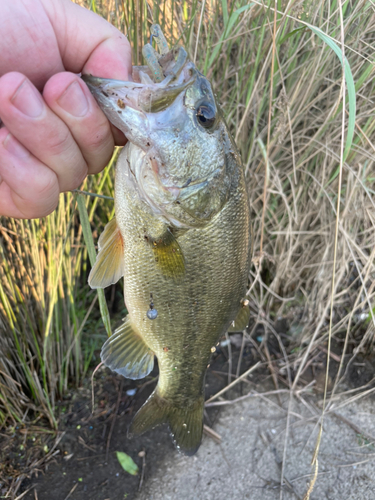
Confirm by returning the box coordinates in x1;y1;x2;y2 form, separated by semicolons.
0;156;117;426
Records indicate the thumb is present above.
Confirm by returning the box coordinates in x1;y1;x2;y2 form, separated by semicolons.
42;0;132;80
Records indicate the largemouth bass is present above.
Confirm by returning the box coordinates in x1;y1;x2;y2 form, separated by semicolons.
82;25;251;455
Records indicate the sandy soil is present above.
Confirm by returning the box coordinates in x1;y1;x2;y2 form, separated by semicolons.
137;390;375;500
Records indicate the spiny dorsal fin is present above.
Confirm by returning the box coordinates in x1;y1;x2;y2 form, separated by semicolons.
146;228;185;281
228;303;250;332
101;317;154;380
129;390;204;456
88;217;124;289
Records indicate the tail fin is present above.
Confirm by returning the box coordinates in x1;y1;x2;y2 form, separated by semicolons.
129;390;204;456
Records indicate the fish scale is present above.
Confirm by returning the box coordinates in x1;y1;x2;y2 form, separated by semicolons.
117;146;249;395
82;25;251;455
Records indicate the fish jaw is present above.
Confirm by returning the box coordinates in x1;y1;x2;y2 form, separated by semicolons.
81;25;240;229
83;71;233;227
81;75;150;145
81;60;195;141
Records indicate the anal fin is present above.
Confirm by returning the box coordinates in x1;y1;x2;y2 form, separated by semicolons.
101;317;154;380
89;217;124;289
228;303;250;332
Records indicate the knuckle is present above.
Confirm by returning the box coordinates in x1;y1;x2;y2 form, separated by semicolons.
45;128;73;157
43;128;89;190
15;174;59;219
82;121;113;174
33;169;59;199
86;120;111;151
61;163;88;193
27;198;59;219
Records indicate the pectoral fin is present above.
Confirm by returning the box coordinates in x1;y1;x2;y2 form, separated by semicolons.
228;304;250;332
101;317;154;380
88;217;124;289
147;228;185;281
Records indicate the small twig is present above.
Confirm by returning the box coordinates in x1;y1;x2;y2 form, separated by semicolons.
91;362;104;413
302;458;319;500
203;424;222;444
327;386;375;413
138;450;146;491
331;411;375;443
63;483;78;500
205;388;300;407
14;487;34;500
106;379;124;461
316;344;341;363
337;458;374;468
263;339;282;405
73;189;114;201
235;333;246;378
225;331;232;385
205;362;260;404
76;453;108;461
78;435;97;453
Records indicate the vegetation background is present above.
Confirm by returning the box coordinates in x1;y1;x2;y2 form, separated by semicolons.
0;0;374;495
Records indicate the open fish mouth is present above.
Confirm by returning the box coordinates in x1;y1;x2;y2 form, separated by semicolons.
82;24;227;227
82;25;196;116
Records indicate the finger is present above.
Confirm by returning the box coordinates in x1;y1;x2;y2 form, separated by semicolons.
1;1;132;91
0;72;88;192
43;72;116;175
111;124;127;147
41;0;132;81
0;1;64;90
0;128;59;219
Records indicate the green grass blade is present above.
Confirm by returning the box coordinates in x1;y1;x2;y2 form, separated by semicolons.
307;24;356;162
77;194;112;337
207;4;255;69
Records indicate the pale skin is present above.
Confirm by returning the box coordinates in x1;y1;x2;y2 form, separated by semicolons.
0;0;132;219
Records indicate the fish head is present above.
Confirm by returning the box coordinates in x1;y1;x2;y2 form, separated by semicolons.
82;48;240;227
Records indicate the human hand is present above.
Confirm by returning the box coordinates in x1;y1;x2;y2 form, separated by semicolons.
0;0;132;218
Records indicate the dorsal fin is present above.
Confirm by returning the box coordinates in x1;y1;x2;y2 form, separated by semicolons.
88;217;125;289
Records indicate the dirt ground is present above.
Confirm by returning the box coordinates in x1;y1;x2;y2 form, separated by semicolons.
2;338;375;500
136;391;375;500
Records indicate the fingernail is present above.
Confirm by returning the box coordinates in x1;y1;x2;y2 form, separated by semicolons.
57;81;89;117
11;80;44;118
3;133;30;159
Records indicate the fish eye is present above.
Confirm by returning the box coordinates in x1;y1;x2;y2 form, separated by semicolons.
196;104;216;129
